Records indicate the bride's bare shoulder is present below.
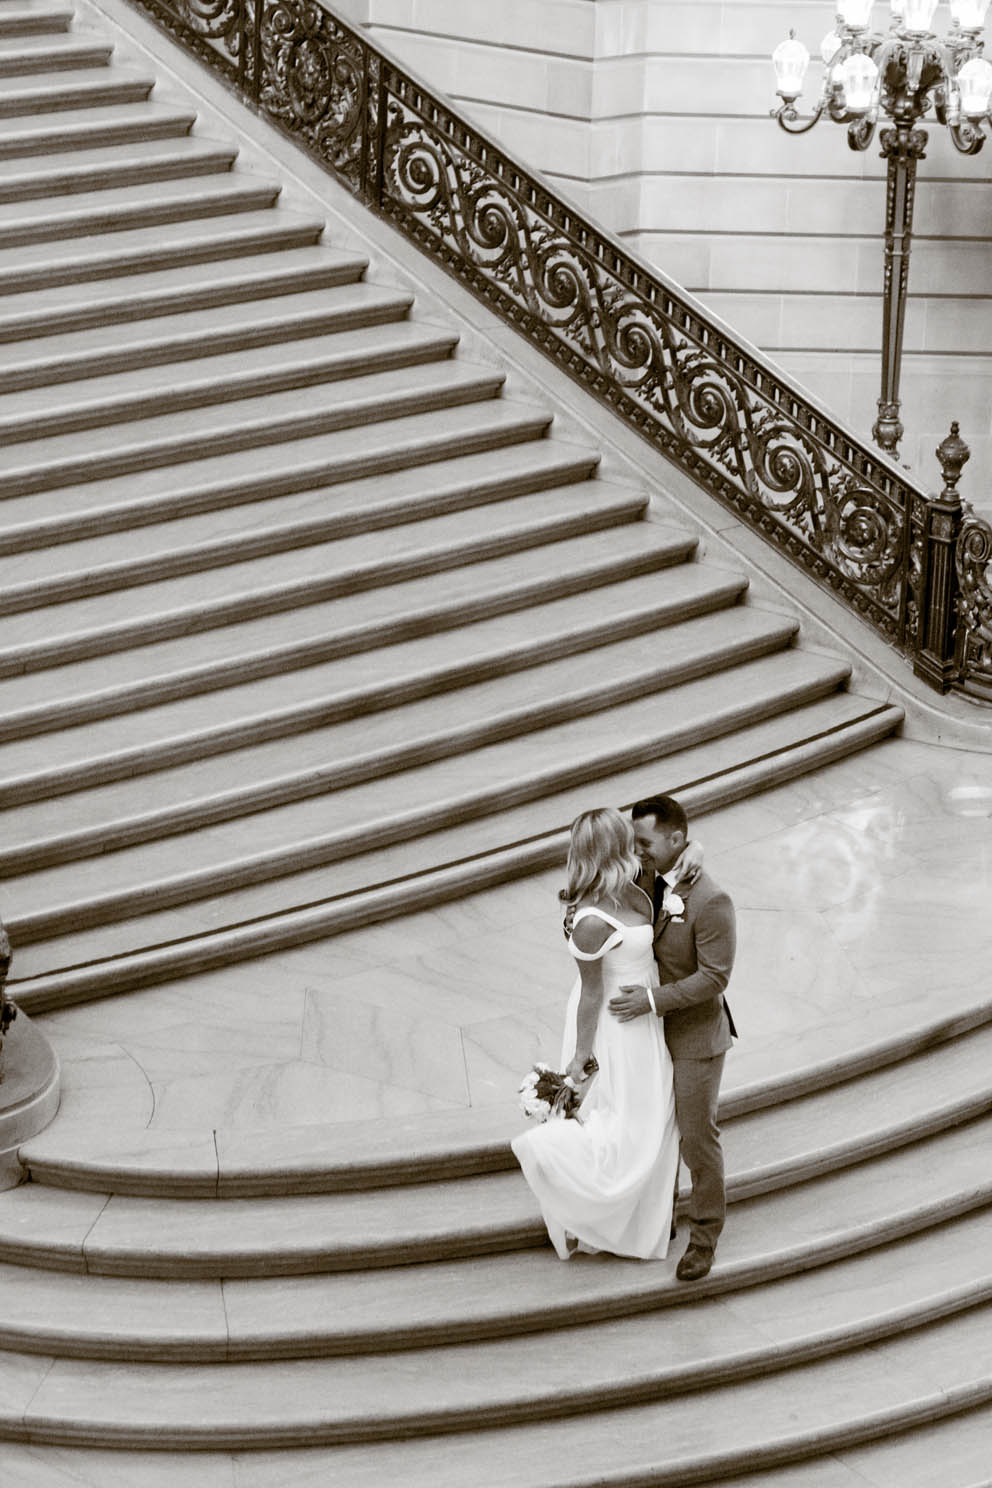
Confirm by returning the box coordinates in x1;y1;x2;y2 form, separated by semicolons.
568;899;617;956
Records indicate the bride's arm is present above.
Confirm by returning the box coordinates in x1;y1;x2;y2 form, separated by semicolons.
565;917;609;1082
671;837;703;885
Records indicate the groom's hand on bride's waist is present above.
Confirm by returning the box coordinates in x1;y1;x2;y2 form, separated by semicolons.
609;985;652;1022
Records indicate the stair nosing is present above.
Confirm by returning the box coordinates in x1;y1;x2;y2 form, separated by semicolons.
1;657;858;943
0;613;797;874
0;576;746;804
6;703;903;1003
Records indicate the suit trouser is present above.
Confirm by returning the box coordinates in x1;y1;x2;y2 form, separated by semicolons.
671;1053;726;1254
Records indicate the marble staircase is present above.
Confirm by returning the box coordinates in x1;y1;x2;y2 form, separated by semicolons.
3;4;989;1483
0;0;903;1018
0;997;990;1477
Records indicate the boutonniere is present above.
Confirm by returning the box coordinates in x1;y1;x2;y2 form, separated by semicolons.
660;888;685;924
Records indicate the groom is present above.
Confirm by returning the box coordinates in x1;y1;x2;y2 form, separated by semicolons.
609;794;737;1282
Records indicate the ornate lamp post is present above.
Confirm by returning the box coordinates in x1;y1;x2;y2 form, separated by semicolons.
771;1;992;460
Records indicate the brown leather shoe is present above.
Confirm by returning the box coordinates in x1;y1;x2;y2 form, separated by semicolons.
676;1244;714;1281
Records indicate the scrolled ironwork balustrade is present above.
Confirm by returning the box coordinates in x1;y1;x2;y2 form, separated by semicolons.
119;0;991;700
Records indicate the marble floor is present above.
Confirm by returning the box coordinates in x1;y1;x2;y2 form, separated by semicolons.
32;732;992;1138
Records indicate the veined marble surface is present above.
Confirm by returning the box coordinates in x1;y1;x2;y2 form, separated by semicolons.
33;735;992;1136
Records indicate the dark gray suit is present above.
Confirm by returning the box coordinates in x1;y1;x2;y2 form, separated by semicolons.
648;869;736;1254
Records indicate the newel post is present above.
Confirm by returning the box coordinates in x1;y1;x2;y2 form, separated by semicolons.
912;422;969;693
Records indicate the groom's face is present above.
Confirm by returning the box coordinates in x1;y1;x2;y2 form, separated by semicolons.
632;815;685;875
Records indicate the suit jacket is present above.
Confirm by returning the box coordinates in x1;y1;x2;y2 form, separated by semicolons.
645;868;737;1060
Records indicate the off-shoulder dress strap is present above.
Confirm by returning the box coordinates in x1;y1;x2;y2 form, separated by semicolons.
568;907;626;961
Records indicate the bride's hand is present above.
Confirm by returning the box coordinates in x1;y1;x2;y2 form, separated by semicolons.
565;1054;593;1085
671;837;703;886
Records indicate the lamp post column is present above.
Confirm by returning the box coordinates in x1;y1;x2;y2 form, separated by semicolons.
872;121;928;458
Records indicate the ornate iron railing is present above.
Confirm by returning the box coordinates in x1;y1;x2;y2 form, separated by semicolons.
126;0;992;699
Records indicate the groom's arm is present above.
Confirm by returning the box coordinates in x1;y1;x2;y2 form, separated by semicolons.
650;892;736;1016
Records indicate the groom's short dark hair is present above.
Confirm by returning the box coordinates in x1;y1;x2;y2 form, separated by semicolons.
630;794;688;835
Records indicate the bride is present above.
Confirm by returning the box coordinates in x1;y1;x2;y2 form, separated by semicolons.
512;807;694;1261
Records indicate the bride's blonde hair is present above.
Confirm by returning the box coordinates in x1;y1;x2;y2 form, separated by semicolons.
559;807;641;908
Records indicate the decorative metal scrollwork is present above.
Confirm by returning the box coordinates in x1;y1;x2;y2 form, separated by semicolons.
259;0;367;188
956;507;992;698
381;91;907;638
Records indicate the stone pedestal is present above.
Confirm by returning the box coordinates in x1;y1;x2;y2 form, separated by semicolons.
0;1014;60;1190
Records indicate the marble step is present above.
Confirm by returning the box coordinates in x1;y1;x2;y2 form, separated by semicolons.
0;358;505;504
0;1203;984;1431
23;1010;992;1200
0;3;73;36
0;463;628;670
0;387;544;548
0;33;112;73
0;282;412;391
0;606;799;874
0;66;155;119
1;1104;988;1281
0;243;369;347
5;1300;981;1470
0;207;326;295
0;648;853;945
689;1404;992;1488
0;134;238;204
0;321;460;452
0;564;742;805
9;692;901;995
0;474;638;644
0;427;584;585
0;100;196;158
1;459;682;741
0;170;282;250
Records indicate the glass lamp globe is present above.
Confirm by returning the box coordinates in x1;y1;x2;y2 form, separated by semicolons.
841;50;880;110
901;0;939;29
949;0;991;29
837;0;875;27
957;56;992;114
773;34;811;98
820;29;844;63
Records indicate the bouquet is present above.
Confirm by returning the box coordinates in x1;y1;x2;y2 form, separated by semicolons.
517;1057;598;1122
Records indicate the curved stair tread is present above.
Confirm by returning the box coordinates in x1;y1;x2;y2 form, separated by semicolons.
0;566;738;800
2;1294;991;1456
0;358;504;498
0;515;669;729
1;1110;988;1278
19;1015;992;1198
0;649;853;940
0;283;413;391
0;322;460;446
0;1200;988;1365
692;1403;992;1488
0;608;798;867
0;476;639;629
8;694;902;988
0;208;326;294
0;242;368;342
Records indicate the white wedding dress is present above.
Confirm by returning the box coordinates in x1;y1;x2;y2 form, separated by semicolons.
512;907;680;1261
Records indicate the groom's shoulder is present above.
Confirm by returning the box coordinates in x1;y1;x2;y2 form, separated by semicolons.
692;870;735;913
